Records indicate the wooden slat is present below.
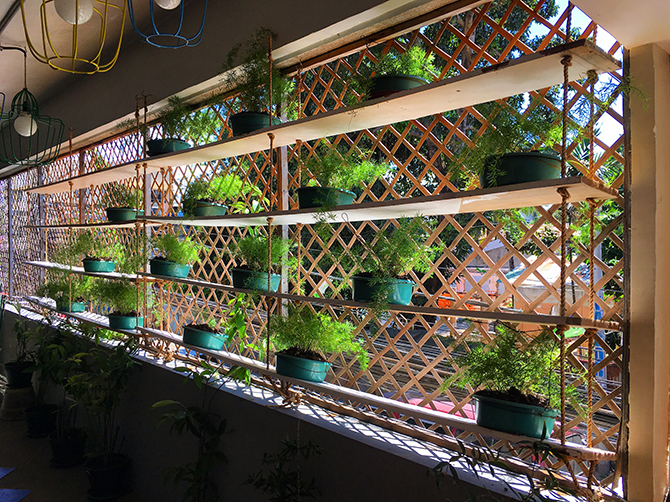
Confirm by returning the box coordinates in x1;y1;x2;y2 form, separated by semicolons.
137;324;617;462
28;40;619;196
139;177;619;227
138;271;621;330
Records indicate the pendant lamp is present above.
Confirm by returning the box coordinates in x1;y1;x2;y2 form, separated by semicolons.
128;0;208;48
19;0;127;74
0;48;65;167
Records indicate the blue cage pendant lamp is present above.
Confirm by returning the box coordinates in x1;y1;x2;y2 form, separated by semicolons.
128;0;208;48
0;48;65;167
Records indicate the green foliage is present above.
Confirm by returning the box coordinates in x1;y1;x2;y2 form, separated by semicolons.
444;323;565;409
153;233;203;265
91;279;146;315
76;230;124;262
36;273;92;305
271;306;368;369
6;302;38;364
355;217;441;279
375;46;436;80
246;437;323;502
99;183;143;210
235;231;295;274
302;141;388;191
156;96;218;144
221;27;296;117
152;362;227;502
182;173;263;218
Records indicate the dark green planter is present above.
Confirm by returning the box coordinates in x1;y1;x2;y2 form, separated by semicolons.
232;268;281;292
183;325;227;351
107;315;143;330
369;74;428;100
85;453;131;500
480;152;561;188
3;361;34;389
25;404;59;438
351;276;415;305
50;429;87;468
276;353;331;383
474;394;558;439
56;301;86;313
82;258;116;273
105;207;137;222
150;258;191;278
146;138;190;157
296;187;355;209
194;201;227;217
230;112;282;137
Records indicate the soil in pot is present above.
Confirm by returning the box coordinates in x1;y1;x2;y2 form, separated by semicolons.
351;274;415;305
231;267;281;292
85;453;132;500
4;361;34;389
230;112;282;137
50;429;87;468
275;349;330;383
295;187;355;209
183;324;226;351
25;404;59;438
479;152;561;188
368;74;428;100
82;257;116;273
149;258;191;279
146;138;190;157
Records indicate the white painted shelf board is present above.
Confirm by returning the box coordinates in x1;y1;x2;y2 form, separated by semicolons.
29;40;619;196
140;177;619;228
25;220;160;230
25;260;138;280
138;271;620;330
138;324;616;462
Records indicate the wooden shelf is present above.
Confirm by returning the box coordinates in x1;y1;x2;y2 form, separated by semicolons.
25;260;139;281
25;220;160;230
137;324;616;462
139;272;620;331
29;40;619;196
139;177;619;227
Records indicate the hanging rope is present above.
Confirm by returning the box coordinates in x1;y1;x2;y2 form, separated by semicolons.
268;132;276;211
566;2;573;43
267;216;274;371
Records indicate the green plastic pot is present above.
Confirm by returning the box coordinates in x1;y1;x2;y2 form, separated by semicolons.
474;394;558;439
56;301;86;313
107;315;143;330
351;276;415;305
183;325;227;351
275;353;331;383
480;152;561;188
232;268;281;292
369;74;428;100
230;112;282;137
146;138;191;157
194;201;227;217
105;207;137;222
82;258;116;273
150;258;191;278
296;187;355;209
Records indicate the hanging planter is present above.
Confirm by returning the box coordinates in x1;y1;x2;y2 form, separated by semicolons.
107;314;143;331
369;74;428;100
150;258;191;279
230;112;282;137
106;207;138;222
232;268;280;292
183;325;227;351
146;138;191;157
473;394;558;439
194;201;227;217
295;187;355;209
82;258;116;273
275;353;331;383
479;152;561;188
351;275;415;305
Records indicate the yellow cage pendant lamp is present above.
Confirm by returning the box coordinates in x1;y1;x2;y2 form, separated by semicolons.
20;0;127;74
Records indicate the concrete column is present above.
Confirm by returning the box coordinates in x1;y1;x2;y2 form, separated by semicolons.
628;43;670;502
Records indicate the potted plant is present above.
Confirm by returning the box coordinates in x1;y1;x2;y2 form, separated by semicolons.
150;233;203;278
366;46;436;100
146;96;218;156
152;362;227;502
351;217;441;305
91;279;147;330
74;230;123;273
182;172;262;218
444;323;571;439
67;335;138;499
182;294;250;351
36;273;92;313
221;27;296;136
456;99;562;188
270;305;369;383
99;183;144;222
297;141;389;209
232;229;295;292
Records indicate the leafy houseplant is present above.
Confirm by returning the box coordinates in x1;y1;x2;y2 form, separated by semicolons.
297;142;389;209
232;229;295;292
75;230;123;273
183;294;250;352
366;46;436;100
271;306;368;383
153;363;228;502
221;27;296;136
444;323;568;439
182;172;262;218
99;183;144;222
150;233;203;279
67;335;138;500
91;279;148;330
351;217;441;305
147;96;218;156
36;273;92;313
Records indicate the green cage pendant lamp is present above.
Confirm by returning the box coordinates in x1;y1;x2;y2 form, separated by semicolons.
0;48;65;167
19;0;127;74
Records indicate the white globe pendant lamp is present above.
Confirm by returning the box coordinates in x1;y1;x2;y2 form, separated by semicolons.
154;0;181;10
13;111;38;137
54;0;94;25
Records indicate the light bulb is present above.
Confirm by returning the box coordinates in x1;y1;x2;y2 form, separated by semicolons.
54;0;94;25
154;0;181;9
14;112;37;137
